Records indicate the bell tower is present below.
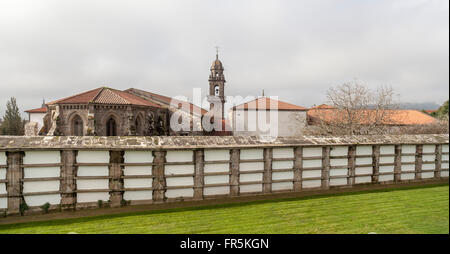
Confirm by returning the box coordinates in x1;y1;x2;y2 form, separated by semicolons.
207;48;226;121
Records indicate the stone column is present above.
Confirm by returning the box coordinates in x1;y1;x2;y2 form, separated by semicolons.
435;144;442;179
372;145;380;183
263;148;273;193
293;147;303;191
193;149;204;200
6;152;23;216
321;146;330;190
229;149;240;197
60;150;77;211
394;145;402;182
109;151;124;208
152;151;166;202
415;145;423;180
348;146;356;186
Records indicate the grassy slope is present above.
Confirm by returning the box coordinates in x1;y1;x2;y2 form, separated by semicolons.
0;184;448;234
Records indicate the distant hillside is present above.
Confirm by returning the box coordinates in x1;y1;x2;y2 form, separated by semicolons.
397;102;442;110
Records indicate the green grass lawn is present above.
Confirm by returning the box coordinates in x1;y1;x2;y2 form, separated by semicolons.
0;184;448;234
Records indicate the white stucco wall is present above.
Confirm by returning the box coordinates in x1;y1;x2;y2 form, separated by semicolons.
29;113;46;131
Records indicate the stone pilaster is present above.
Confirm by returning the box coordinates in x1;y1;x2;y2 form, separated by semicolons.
321;146;330;190
152;151;166;202
415;145;423;180
6;152;23;216
109;151;124;208
60;150;77;211
372;145;380;183
229;149;240;197
348;146;356;186
193;149;204;200
394;145;402;182
263;148;273;193
435;144;442;179
293;147;303;191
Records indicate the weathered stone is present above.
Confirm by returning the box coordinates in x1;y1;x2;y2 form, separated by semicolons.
6;152;23;216
60;150;77;210
193;149;204;200
152;151;166;202
109;151;124;208
293;147;303;191
321;146;330;190
263;148;272;193
229;149;240;197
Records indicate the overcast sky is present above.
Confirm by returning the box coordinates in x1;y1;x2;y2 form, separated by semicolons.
0;0;448;117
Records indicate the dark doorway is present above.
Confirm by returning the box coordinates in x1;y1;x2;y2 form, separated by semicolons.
72;115;83;136
106;117;117;136
135;116;143;136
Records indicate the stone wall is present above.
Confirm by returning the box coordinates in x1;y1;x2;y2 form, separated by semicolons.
0;134;448;216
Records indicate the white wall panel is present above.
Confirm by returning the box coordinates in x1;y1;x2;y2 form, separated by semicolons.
442;154;449;161
24;194;61;206
123;178;152;188
240;184;262;193
422;172;434;178
356;157;372;165
204;186;229;195
441;171;449;177
0;183;6;194
204;175;229;185
423;145;436;153
0;197;6;209
204;149;230;161
77;179;109;190
442;145;449;153
401;173;415;180
166;188;193;198
166;151;193;162
272;182;293;191
330;169;348;176
240;149;263;160
401;156;415;163
272;161;293;170
124;166;151;176
402;145;416;154
239;162;264;172
355;167;372;175
330;159;347;167
442;163;449;169
422;163;435;170
379;174;394;182
23;151;60;164
272;171;293;180
379;156;394;164
77;192;109;203
331;146;348;156
330;178;347;186
356;146;372;155
422;155;435;163
302;170;321;178
124;151;153;163
77;151;109;163
165;165;194;175
166;177;193;187
123;191;152;201
272;148;293;158
23;181;59;193
24;167;60;178
0;168;6;180
380;146;395;154
240;173;262;182
302;159;321;168
401;164;415;171
302;180;321;188
204;163;229;173
0;152;6;165
77;166;109;176
303;147;322;157
379;166;394;173
355;176;371;184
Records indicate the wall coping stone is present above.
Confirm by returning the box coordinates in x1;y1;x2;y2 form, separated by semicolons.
0;134;448;151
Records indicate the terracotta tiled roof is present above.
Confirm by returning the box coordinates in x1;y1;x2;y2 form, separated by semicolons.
232;97;307;111
125;88;208;116
47;87;161;107
307;109;437;125
309;104;335;109
25;107;47;113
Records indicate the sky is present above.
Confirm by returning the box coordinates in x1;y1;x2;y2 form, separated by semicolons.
0;0;448;117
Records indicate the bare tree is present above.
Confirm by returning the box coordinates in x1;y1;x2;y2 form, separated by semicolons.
306;79;400;135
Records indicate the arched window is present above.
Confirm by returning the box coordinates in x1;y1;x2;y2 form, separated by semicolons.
215;85;220;96
135;115;143;136
72;115;84;136
106;117;117;136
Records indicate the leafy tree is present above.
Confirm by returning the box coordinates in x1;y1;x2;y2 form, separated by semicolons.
0;97;25;135
431;100;449;121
